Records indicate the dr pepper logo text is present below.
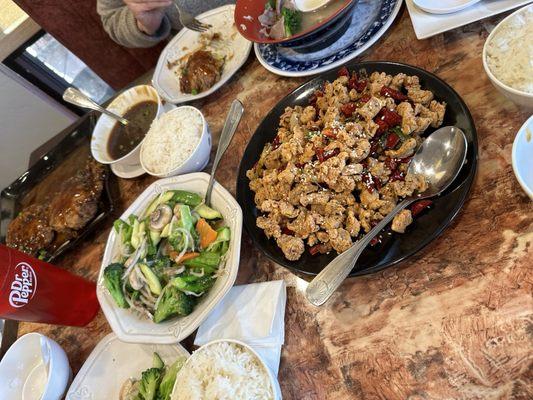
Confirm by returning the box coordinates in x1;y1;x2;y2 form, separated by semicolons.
8;262;37;308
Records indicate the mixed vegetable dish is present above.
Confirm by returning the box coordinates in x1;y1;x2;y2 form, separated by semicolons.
103;190;230;323
119;352;186;400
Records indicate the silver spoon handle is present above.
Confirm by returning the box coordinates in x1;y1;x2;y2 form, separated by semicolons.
205;99;244;206
62;87;129;125
306;198;413;306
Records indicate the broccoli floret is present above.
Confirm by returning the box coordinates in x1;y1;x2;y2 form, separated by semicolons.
172;275;215;295
156;358;186;400
138;367;162;400
153;285;195;323
282;7;301;37
103;263;128;308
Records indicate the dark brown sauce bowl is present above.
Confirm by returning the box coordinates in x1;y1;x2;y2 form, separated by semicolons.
90;85;162;166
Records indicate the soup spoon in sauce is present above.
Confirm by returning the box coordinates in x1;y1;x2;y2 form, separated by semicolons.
305;126;468;306
63;87;130;126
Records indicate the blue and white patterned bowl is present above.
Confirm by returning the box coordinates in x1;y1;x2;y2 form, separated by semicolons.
255;0;402;77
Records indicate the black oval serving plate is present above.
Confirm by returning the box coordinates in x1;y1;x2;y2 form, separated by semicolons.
236;61;478;277
0;112;114;262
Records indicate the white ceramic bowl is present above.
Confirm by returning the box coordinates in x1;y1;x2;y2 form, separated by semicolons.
0;333;71;400
170;339;282;400
97;172;242;343
512;115;533;199
482;5;533;109
66;333;189;399
91;84;164;165
140;106;212;177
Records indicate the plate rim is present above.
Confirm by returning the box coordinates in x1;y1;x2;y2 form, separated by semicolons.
253;0;402;77
152;4;252;104
236;60;478;277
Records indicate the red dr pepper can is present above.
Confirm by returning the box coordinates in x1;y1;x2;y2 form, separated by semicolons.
0;244;99;326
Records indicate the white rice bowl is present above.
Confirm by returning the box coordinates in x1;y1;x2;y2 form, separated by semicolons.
171;340;275;400
485;4;533;94
141;107;204;175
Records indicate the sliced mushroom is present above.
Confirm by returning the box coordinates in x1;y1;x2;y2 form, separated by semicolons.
120;379;139;400
128;266;144;290
150;204;172;231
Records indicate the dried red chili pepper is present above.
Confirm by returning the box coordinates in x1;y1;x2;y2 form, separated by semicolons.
369;236;381;246
410;200;433;216
384;157;397;171
322;128;337;139
340;102;357;117
375;107;402;127
338;66;350;77
380;86;408;102
375;119;389;135
315;147;325;162
354;79;367;93
322;148;340;161
385;132;400;149
282;227;295;235
295;162;305;169
309;244;321;255
358;94;371;103
389;170;405;182
271;135;281;150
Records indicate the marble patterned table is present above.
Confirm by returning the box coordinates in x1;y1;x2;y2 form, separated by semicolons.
18;6;533;399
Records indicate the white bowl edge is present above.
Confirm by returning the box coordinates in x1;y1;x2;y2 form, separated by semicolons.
96;172;243;344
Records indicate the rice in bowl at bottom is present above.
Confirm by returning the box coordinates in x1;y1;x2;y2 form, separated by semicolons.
172;341;274;400
141;107;203;175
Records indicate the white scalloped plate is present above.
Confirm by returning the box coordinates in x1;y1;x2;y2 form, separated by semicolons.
66;333;189;399
96;172;243;344
152;4;252;104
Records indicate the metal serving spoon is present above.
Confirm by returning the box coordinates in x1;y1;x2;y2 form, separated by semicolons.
63;87;130;126
205;99;244;206
305;126;468;306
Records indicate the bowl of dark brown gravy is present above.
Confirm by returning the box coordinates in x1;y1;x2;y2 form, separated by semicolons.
91;85;162;166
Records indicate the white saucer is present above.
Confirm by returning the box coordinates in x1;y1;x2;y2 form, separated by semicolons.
413;0;481;14
110;161;145;179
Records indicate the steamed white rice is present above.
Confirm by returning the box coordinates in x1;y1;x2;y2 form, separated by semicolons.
486;5;533;93
141;107;202;174
172;342;274;400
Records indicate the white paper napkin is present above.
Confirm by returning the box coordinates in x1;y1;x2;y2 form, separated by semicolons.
194;280;286;374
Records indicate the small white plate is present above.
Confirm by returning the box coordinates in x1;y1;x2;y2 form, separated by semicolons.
405;0;532;39
66;333;189;400
152;5;252;104
110;160;145;179
413;0;481;15
97;172;243;344
512;115;533;200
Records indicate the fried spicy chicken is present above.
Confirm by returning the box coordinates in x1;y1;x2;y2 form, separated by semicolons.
247;67;446;261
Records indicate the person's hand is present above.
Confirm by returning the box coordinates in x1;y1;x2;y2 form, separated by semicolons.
124;0;172;35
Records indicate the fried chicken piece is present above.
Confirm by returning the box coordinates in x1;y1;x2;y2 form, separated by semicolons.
276;234;305;261
48;160;105;232
6;204;54;255
392;209;413;233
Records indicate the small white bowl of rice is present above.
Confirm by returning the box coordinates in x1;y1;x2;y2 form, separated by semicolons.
483;4;533;109
140;106;211;177
171;339;282;400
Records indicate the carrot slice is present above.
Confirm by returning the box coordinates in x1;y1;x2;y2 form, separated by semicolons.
196;218;218;249
170;251;199;263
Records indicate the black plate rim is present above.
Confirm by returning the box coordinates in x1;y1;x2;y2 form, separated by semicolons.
236;60;478;277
